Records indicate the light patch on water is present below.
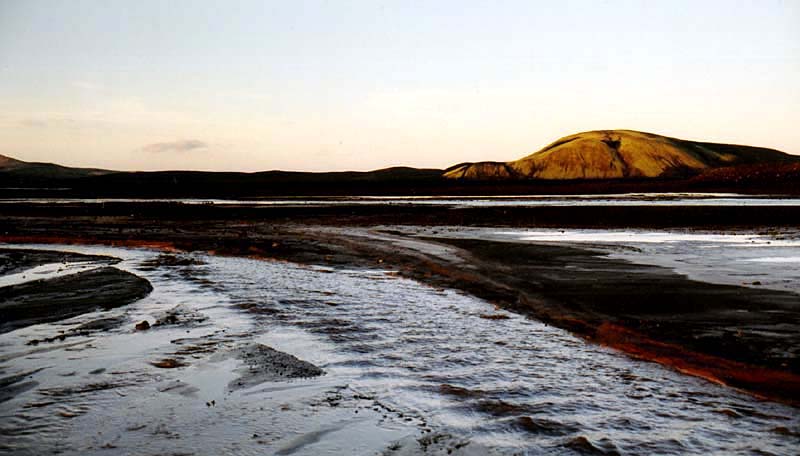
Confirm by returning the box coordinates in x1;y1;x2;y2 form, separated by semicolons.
2;194;799;208
479;229;800;294
496;229;795;245
742;256;800;263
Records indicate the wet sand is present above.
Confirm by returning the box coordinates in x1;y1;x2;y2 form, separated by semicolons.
1;202;799;405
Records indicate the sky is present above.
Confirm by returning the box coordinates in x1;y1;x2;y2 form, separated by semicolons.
0;0;798;172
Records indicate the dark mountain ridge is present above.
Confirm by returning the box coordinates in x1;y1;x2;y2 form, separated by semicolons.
2;130;797;196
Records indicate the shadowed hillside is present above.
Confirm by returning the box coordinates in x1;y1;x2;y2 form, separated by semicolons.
444;130;797;180
0;154;113;185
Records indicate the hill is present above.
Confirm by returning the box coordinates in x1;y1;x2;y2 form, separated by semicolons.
444;130;797;180
0;154;113;185
1;130;798;197
0;154;444;196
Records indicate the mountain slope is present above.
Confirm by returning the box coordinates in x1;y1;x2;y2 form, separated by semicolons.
444;130;797;180
0;154;113;185
0;153;447;196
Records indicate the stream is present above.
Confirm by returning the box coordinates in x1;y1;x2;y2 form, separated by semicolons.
0;243;798;455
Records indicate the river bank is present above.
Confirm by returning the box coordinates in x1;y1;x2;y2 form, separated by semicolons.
1;201;799;406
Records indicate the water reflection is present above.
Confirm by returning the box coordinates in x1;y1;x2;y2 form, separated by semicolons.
1;244;798;455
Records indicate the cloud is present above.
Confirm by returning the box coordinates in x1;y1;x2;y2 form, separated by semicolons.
141;139;208;153
19;119;48;128
19;117;80;128
72;81;102;90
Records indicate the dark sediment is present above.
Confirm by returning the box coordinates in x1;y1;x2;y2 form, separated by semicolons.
0;266;153;333
228;343;324;391
2;201;800;229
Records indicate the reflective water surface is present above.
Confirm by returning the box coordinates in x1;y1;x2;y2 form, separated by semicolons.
486;229;800;294
1;193;800;207
0;243;798;455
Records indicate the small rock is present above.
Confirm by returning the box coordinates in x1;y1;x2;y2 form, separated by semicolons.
135;320;150;331
151;358;184;368
479;314;510;320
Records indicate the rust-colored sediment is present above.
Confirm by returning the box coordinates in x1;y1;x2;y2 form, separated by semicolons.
2;234;798;406
595;322;800;406
0;235;179;252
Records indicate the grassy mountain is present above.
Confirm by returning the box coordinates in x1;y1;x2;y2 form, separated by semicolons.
444;130;797;180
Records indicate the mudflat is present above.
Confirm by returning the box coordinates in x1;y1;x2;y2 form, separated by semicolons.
1;201;798;404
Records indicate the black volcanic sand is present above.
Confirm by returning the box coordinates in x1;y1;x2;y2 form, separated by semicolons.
2;201;800;228
225;343;324;392
431;238;800;367
1;201;799;403
0;264;153;333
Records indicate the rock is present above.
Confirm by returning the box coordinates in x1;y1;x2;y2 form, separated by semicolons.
135;320;150;331
0;266;153;334
226;343;323;391
479;314;510;320
151;358;184;368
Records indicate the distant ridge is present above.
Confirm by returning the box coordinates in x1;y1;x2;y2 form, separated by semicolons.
0;153;113;182
444;130;797;180
1;130;798;196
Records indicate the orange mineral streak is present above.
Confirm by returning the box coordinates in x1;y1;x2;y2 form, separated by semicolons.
0;235;179;252
595;322;800;406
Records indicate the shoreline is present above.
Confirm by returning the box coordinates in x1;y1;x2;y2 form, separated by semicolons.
3;239;800;406
2;240;797;454
1;201;799;405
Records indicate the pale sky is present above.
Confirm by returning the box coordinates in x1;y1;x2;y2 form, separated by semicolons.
1;0;798;172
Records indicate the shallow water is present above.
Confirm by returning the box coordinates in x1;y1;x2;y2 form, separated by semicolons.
2;193;800;207
1;244;798;455
482;228;800;294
